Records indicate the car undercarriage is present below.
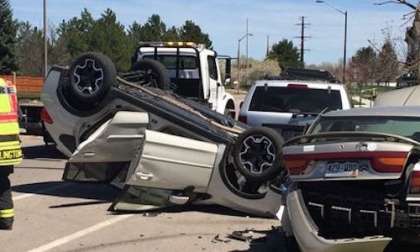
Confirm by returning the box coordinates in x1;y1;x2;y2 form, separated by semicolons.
42;53;286;217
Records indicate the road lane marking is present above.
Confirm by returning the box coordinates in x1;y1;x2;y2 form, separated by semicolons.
28;214;133;252
13;183;72;201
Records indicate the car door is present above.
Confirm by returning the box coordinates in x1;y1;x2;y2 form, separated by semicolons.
206;54;220;111
124;129;222;192
64;111;149;182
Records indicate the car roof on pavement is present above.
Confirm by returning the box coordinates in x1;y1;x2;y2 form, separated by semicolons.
324;106;420;118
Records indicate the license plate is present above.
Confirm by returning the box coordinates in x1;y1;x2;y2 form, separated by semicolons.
0;149;22;160
324;161;366;178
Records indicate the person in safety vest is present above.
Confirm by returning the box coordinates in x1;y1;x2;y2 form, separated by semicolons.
0;78;22;230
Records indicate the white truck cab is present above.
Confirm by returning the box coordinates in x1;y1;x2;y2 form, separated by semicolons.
133;42;236;117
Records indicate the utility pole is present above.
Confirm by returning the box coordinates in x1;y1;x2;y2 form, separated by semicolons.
43;0;48;80
295;16;310;67
266;35;270;57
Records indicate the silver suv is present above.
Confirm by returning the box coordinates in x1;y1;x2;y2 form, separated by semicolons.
239;80;351;140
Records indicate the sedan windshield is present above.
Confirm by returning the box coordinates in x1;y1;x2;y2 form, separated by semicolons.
311;116;420;141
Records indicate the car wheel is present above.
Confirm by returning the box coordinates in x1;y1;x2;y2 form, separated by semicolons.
233;127;284;182
68;52;116;107
131;59;170;90
224;108;233;119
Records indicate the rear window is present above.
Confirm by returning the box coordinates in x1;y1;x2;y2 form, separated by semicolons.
143;55;198;70
312;117;420;141
249;86;342;114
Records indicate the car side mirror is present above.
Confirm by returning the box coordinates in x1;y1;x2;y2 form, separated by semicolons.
224;78;231;86
225;58;231;80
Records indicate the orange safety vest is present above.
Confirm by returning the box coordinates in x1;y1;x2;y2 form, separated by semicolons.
0;78;21;166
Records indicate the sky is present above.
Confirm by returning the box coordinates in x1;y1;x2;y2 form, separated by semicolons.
8;0;414;65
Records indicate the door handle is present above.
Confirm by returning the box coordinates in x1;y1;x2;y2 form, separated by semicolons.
136;171;154;181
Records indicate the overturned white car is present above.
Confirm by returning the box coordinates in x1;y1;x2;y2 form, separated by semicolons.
41;52;285;217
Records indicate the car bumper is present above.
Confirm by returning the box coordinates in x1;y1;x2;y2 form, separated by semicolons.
286;189;391;252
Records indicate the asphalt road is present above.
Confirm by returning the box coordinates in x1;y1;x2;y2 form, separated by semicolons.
0;135;286;252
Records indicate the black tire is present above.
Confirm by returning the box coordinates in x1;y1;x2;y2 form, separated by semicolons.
233;127;284;182
68;52;116;107
224;108;232;119
131;59;170;90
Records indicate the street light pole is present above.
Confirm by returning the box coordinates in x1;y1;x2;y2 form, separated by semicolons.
245;18;249;86
237;39;241;93
43;0;48;80
343;10;347;83
316;0;347;83
236;33;253;94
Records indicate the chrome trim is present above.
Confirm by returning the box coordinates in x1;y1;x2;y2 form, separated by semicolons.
360;210;378;228
331;206;352;224
308;202;325;218
408;203;420;217
385;202;396;228
107;134;144;140
406;196;420;202
142;154;213;169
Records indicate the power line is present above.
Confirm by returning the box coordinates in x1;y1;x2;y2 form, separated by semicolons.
295;16;311;66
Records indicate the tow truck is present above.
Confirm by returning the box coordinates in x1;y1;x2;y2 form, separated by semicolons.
130;42;236;117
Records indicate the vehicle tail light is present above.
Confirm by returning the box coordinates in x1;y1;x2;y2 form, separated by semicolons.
410;165;420;193
287;84;308;89
238;115;247;124
41;108;53;124
283;151;408;176
284;159;309;175
371;154;407;173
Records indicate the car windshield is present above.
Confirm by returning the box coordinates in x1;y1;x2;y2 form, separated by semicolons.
249;86;342;114
311;116;420;141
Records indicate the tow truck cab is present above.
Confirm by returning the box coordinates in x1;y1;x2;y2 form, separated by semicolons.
132;42;236;117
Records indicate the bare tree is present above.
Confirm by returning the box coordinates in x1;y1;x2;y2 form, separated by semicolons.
375;0;420;86
15;22;43;75
375;0;417;10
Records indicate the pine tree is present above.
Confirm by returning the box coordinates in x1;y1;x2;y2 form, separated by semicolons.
179;20;212;49
267;39;301;70
0;0;18;74
89;9;131;71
